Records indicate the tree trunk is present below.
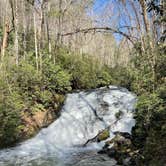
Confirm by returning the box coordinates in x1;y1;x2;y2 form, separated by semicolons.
130;1;145;52
139;0;150;33
14;0;19;65
33;9;39;71
22;0;27;60
0;21;10;60
58;0;62;44
46;18;51;57
38;5;44;71
0;1;10;60
139;0;156;92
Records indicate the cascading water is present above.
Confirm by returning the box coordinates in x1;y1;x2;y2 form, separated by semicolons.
0;86;136;166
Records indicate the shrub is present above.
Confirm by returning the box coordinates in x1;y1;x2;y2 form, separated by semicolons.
109;67;133;89
96;67;112;87
8;62;41;93
56;49;112;89
132;92;166;165
0;78;23;148
42;60;72;93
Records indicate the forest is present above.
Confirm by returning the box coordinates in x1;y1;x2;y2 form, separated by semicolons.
0;0;165;166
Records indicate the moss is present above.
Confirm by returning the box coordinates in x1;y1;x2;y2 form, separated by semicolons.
97;129;110;142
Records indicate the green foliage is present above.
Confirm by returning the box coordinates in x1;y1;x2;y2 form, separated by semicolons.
37;90;53;107
128;43;166;165
155;51;166;79
132;92;166;165
0;77;23;148
96;67;112;87
157;83;166;100
97;129;110;142
108;66;133;90
132;93;163;145
42;59;72;93
56;49;112;89
8;62;41;92
130;69;155;95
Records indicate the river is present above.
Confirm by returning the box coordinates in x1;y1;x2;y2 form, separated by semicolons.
0;86;136;166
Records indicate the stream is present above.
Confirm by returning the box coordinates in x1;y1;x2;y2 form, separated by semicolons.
0;86;136;166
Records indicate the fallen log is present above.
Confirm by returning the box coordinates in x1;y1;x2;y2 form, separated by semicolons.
83;118;121;146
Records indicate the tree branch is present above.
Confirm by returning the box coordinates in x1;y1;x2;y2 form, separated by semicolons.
61;27;137;44
83;118;121;147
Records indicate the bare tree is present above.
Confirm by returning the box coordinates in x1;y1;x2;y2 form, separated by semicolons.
14;0;19;65
33;7;39;71
0;1;10;60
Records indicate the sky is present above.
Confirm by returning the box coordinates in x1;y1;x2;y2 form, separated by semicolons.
93;0;110;13
91;0;135;42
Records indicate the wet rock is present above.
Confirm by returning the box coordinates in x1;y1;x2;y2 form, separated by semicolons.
105;132;132;149
113;131;132;139
123;157;132;166
107;148;117;158
99;132;140;165
115;110;124;120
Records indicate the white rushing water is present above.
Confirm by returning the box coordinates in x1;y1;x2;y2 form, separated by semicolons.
0;86;136;166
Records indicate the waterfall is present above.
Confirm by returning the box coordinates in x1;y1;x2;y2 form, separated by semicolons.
0;86;136;166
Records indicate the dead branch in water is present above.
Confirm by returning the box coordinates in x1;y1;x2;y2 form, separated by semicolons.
83;118;121;147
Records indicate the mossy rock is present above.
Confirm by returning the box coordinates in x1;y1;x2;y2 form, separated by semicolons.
97;129;110;142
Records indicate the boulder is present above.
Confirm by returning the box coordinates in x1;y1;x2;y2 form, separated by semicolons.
98;132;140;165
104;132;132;149
113;131;132;139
